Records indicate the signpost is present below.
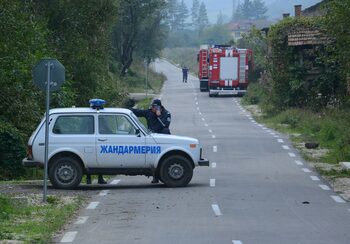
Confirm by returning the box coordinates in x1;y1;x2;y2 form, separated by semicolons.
33;59;65;202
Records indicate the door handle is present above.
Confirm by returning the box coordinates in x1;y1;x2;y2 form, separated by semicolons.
98;138;107;142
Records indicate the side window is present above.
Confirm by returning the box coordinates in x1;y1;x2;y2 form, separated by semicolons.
53;116;94;134
99;115;136;135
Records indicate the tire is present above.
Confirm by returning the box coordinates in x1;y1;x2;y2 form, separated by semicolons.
159;155;193;187
49;156;83;189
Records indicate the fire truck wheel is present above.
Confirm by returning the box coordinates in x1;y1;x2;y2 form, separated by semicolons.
49;156;83;189
159;155;193;187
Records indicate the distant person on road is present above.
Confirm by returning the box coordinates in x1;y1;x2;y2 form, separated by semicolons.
131;99;171;183
182;66;188;83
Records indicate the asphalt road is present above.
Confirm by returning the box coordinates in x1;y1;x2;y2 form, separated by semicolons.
56;59;350;244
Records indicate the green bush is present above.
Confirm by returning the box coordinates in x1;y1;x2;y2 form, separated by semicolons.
0;120;26;180
243;83;266;105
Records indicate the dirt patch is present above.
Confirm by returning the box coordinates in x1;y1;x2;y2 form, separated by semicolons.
245;104;263;117
293;142;350;201
0;180;94;206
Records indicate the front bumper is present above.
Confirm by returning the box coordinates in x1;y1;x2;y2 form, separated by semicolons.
209;88;246;96
198;148;209;166
22;158;43;168
198;158;209;166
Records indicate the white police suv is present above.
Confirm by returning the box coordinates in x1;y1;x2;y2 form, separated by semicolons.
23;99;209;189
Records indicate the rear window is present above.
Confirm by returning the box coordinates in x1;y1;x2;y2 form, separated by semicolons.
53;115;94;134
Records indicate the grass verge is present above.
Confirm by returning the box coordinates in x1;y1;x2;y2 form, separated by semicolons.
0;193;86;243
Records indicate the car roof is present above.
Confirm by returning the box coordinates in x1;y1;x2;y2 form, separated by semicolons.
49;107;133;115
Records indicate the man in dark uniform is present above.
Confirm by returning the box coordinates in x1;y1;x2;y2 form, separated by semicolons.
131;99;171;134
131;99;171;183
182;66;188;83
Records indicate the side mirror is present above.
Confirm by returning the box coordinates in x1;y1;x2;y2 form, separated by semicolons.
136;129;141;137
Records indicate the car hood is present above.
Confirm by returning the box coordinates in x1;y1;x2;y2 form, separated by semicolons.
151;133;198;144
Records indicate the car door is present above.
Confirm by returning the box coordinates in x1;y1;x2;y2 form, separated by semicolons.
96;114;146;168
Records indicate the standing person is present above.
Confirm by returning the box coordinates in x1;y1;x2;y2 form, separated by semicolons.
131;99;171;134
86;174;107;185
182;66;188;83
131;99;171;183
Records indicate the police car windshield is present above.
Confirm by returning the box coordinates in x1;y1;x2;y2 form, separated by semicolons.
130;112;150;134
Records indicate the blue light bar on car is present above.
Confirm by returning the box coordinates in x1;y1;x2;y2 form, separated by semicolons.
89;99;106;109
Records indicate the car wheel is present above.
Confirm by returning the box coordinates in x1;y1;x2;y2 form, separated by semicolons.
159;155;193;187
49;156;83;189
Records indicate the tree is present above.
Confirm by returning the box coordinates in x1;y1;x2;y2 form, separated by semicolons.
191;0;200;29
111;0;167;76
34;0;117;105
197;2;209;34
231;0;237;21
324;0;350;96
216;11;225;25
200;24;232;45
252;0;267;20
177;0;189;30
235;0;267;20
137;3;168;63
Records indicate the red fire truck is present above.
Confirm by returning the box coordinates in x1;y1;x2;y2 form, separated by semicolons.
198;45;253;96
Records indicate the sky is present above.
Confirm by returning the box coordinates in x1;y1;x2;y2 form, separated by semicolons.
184;0;323;23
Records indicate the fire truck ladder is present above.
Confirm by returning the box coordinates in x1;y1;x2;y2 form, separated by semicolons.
201;51;208;78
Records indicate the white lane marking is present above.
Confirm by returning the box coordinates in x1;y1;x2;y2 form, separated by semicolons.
310;176;320;181
277;139;284;143
98;190;110;196
213;146;217;152
288;152;296;157
212;162;217;168
319;184;331;190
302;168;312;173
199;112;202;115
274;135;279;138
266;130;271;133
282;145;290;150
208;129;213;133
202;118;205;121
60;231;77;243
331;195;346;203
211;204;222;216
75;216;89;225
205;123;208;127
197;107;200;111
212;135;216;139
110;179;121;185
270;132;276;136
210;179;216;187
86;201;99;210
232;241;243;244
258;124;263;127
196;102;198;105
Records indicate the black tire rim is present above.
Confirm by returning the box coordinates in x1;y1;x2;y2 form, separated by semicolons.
55;163;76;185
168;163;184;180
